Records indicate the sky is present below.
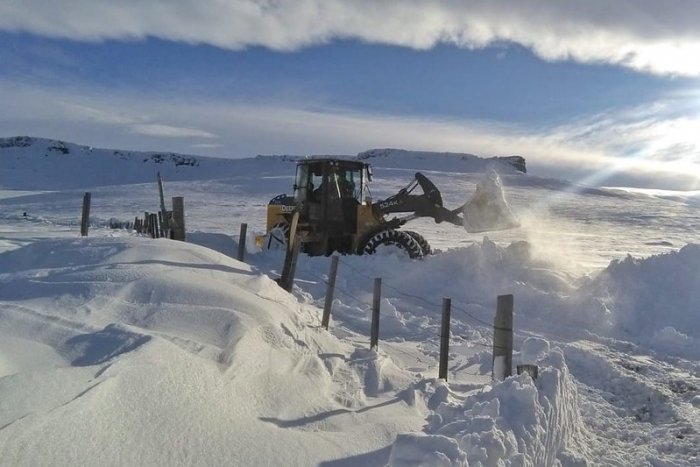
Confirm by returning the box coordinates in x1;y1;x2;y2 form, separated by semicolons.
0;0;699;190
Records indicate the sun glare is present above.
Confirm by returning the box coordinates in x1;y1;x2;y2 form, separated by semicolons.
565;111;700;191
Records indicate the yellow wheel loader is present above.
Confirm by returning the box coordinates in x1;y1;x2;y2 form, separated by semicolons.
261;158;519;258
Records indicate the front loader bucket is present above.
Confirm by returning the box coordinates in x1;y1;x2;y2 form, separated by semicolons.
463;170;520;233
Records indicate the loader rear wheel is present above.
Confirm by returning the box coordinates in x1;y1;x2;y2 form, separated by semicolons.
360;229;424;259
404;231;431;256
265;222;290;250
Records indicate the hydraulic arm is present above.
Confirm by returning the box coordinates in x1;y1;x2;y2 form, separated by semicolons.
371;172;465;226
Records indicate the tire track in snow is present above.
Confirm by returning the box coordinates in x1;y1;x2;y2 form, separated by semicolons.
561;339;700;464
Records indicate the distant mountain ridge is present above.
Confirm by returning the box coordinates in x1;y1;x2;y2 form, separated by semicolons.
0;136;279;190
0;136;201;167
0;136;526;190
358;148;526;173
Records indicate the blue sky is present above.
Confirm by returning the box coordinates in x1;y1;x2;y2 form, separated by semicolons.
0;1;698;189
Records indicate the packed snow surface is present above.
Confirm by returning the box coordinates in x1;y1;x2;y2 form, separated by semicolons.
1;138;699;466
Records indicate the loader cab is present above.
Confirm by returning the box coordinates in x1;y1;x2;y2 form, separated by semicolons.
293;158;371;255
293;159;369;205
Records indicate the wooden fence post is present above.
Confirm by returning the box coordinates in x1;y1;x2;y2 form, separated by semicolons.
150;213;156;238
151;213;159;238
321;255;340;329
492;294;514;381
157;211;164;237
144;211;150;236
237;223;248;262
157;172;169;235
80;192;91;236
171;197;186;241
277;212;300;292
370;277;382;350
278;235;301;292
439;297;452;381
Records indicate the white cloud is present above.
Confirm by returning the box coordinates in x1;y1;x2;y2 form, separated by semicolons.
191;143;223;149
130;123;216;138
0;80;698;190
1;1;700;76
56;96;218;139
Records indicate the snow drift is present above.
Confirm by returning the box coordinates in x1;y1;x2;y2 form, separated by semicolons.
388;345;589;466
1;135;700;465
0;237;423;465
578;244;700;356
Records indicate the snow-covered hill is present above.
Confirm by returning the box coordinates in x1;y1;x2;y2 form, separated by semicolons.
1;136;699;466
358;148;526;174
0;136;283;190
0;136;525;190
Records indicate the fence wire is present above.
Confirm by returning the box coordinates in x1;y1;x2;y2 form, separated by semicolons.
295;256;517;377
336;257;500;335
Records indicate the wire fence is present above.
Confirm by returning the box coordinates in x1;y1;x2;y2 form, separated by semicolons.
336;257;513;349
297;255;513;379
335;257;506;334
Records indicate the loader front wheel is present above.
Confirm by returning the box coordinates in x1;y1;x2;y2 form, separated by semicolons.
360;229;424;259
404;231;431;256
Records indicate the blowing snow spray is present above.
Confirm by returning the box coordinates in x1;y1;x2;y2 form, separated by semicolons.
463;170;520;233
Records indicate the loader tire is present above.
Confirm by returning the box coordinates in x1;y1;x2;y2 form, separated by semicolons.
404;231;431;256
360;229;424;259
265;222;290;250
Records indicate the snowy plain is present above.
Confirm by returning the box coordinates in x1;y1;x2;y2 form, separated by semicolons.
0;137;699;466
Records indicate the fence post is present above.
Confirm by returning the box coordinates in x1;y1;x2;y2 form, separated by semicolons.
157;211;163;236
278;235;301;292
80;192;91;236
150;213;156;238
157;172;169;236
321;255;340;329
237;223;248;262
492;294;514;381
151;213;159;238
439;297;452;381
278;212;300;292
370;277;382;350
144;211;150;236
171;197;186;241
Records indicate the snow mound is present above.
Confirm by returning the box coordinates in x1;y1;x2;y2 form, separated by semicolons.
389;346;590;466
0;237;423;465
388;433;468;466
291;237;575;343
580;244;700;351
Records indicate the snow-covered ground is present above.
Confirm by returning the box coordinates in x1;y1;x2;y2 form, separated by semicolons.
1;138;699;465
